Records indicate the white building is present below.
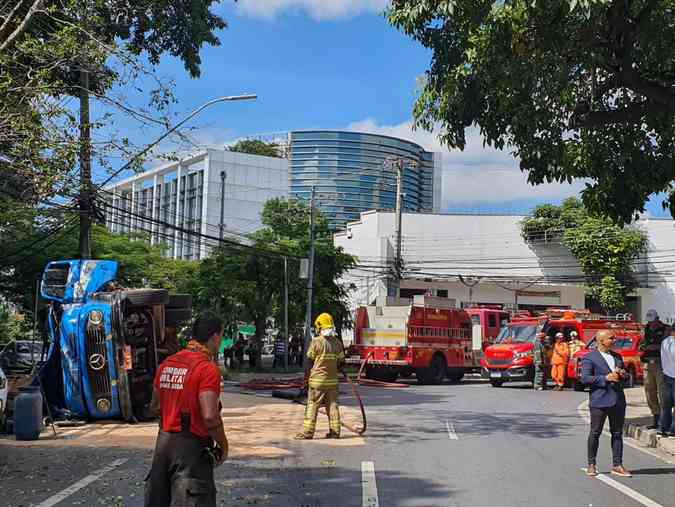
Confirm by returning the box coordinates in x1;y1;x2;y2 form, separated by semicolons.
103;149;289;260
334;210;675;324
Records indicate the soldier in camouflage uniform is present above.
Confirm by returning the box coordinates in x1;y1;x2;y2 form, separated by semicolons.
533;332;549;390
295;313;345;440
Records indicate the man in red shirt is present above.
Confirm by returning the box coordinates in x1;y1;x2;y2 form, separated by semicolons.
145;314;228;507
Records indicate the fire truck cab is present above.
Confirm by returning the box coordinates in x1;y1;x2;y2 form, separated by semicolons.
347;297;509;384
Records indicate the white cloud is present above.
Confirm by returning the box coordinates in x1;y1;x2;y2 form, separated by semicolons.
347;118;586;208
235;0;390;21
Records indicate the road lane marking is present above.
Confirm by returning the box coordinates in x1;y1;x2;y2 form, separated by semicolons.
580;469;663;507
361;461;379;507
577;401;675;464
35;458;129;507
445;420;458;440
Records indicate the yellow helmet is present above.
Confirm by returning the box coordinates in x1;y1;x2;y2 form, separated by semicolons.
314;313;335;331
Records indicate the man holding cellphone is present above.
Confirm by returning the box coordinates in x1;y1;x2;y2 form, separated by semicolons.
581;330;631;477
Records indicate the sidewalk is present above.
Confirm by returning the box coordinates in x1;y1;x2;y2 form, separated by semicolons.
623;387;675;456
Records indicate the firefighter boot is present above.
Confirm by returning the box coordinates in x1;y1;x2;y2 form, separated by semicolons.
325;430;340;439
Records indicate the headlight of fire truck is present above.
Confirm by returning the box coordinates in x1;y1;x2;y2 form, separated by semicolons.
514;350;533;360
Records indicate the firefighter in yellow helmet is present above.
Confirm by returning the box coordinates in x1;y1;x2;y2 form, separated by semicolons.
295;313;345;440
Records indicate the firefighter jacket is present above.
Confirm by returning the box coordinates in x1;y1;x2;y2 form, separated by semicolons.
640;320;667;361
307;335;345;389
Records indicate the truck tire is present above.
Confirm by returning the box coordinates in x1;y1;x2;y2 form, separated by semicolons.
446;369;464;384
490;379;504;387
122;289;169;306
167;294;192;309
165;308;192;326
417;355;446;385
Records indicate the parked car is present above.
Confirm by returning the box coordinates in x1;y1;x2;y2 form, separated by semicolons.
0;365;7;430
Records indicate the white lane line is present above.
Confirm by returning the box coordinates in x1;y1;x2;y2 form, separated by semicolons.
35;458;129;507
445;420;458;440
361;461;379;507
579;469;663;507
577;401;675;464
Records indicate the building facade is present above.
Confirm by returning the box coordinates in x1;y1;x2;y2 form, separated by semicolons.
289;131;442;229
334;210;675;330
103;148;289;260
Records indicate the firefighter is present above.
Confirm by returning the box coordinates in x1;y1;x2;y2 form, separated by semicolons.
569;331;586;357
533;332;549;391
295;312;345;440
145;314;228;507
551;332;570;390
640;309;668;429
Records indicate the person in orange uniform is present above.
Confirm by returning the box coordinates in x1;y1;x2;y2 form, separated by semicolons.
295;312;345;440
145;314;228;507
551;332;570;390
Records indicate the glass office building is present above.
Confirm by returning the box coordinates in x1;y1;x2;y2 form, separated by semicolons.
289;131;442;229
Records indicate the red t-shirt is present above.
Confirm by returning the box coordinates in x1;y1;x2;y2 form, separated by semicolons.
154;350;221;438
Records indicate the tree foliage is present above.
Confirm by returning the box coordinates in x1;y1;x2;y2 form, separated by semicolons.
229;139;281;158
520;198;647;311
192;199;356;345
388;0;675;223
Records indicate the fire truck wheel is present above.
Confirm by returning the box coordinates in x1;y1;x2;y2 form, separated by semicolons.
417;355;446;385
446;369;464;383
490;379;504;387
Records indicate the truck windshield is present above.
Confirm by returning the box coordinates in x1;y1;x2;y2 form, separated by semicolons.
495;325;538;344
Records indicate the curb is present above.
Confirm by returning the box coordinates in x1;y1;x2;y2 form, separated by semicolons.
623;420;658;448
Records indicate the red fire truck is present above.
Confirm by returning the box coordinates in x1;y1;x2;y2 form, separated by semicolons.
346;296;509;384
567;325;644;390
481;309;641;387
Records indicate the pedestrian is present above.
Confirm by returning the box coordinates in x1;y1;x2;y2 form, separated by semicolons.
145;314;228;507
533;332;549;391
581;330;632;477
551;332;570;390
290;334;302;366
295;313;345;440
640;309;667;429
569;331;586;357
659;325;675;437
272;333;288;369
233;334;245;369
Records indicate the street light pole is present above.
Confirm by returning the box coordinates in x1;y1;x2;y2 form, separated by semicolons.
394;160;404;282
284;256;289;372
219;170;227;240
302;186;316;370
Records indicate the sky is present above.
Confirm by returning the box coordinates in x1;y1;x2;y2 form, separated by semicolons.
102;0;669;218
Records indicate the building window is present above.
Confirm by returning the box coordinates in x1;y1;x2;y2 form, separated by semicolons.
437;289;449;298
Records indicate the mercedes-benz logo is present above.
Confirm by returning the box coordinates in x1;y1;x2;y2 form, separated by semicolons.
89;353;106;371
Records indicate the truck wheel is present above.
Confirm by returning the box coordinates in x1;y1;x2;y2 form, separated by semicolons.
165;308;192;326
122;289;169;306
573;380;585;392
167;294;192;309
490;379;504;387
417;355;446;385
365;366;398;383
446;369;464;384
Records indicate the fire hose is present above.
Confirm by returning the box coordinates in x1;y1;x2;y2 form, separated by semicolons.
241;352;408;436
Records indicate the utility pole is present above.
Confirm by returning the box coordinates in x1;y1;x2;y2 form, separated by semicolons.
284;256;289;372
219;171;227;240
302;186;316;370
394;160;404;282
78;4;92;259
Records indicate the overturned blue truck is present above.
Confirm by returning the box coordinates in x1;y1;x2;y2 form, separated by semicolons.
40;260;192;422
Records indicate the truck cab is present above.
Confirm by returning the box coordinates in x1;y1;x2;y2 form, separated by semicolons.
39;260;191;422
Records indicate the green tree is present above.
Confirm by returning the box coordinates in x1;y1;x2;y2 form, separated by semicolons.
193;198;356;361
388;0;675;223
229;139;281;158
520;198;648;311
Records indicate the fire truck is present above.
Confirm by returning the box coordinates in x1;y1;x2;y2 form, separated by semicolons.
481;309;641;387
346;296;509;384
567;324;644;390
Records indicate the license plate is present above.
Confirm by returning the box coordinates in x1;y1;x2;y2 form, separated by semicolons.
490;371;502;378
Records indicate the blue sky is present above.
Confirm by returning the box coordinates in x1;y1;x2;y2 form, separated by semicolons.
101;0;669;218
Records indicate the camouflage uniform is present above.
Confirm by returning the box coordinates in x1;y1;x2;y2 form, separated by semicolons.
533;337;549;389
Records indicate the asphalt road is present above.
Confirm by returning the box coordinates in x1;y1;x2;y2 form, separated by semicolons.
4;378;675;506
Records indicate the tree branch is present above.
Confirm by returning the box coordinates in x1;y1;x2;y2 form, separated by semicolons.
0;0;27;38
619;68;675;109
0;0;43;53
571;101;659;128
